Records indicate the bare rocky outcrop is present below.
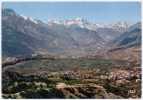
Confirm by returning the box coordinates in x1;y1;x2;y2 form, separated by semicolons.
55;83;123;99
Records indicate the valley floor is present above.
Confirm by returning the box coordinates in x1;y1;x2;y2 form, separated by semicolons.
2;58;141;99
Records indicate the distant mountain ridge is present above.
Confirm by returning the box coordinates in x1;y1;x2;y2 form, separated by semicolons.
111;22;141;48
2;8;141;58
2;8;104;57
105;22;141;62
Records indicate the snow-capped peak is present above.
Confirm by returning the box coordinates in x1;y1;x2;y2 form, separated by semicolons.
112;21;130;28
47;17;88;28
46;18;131;32
28;17;38;24
74;17;85;22
20;15;28;20
111;21;130;32
20;15;38;24
47;20;63;26
63;17;89;28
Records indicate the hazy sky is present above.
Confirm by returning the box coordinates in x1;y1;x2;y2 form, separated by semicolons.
3;2;141;23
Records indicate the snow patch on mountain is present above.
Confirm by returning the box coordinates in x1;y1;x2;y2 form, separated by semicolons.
47;18;131;32
20;15;38;24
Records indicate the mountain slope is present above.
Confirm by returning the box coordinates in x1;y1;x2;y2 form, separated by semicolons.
2;8;105;57
112;22;141;48
107;22;141;62
48;18;130;42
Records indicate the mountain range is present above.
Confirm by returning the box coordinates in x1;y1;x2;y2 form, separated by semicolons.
2;8;141;58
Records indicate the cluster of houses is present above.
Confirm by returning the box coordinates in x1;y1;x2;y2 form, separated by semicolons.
61;69;98;80
108;68;141;82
